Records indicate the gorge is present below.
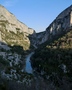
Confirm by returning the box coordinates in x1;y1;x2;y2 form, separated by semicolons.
0;4;72;90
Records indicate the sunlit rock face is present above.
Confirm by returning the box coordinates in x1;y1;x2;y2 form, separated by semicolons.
47;5;72;34
0;4;36;83
70;10;72;26
0;5;34;34
0;5;36;50
0;4;72;48
35;5;72;45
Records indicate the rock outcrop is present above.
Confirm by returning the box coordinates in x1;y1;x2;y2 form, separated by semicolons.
0;5;35;34
1;5;72;49
0;4;72;90
0;4;35;50
35;5;72;45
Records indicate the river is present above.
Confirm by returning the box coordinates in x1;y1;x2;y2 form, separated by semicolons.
25;52;34;73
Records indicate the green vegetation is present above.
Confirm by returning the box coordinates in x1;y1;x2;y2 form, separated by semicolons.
0;19;32;50
0;56;9;66
0;81;7;90
10;45;25;55
31;30;72;86
0;25;30;50
16;27;20;30
0;43;33;87
0;20;9;27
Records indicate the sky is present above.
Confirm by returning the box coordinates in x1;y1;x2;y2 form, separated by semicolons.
0;0;72;32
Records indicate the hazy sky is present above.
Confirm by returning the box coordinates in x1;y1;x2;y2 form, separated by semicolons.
0;0;72;32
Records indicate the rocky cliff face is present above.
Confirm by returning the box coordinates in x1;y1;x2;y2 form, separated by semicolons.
0;4;72;90
35;5;72;45
1;5;72;49
31;5;72;90
0;5;35;50
0;5;37;88
0;5;35;34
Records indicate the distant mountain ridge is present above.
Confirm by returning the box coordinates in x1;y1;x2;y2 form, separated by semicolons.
32;5;72;45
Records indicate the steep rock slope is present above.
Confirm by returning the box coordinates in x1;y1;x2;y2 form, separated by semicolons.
0;5;35;50
31;5;72;90
32;25;72;90
0;5;36;89
35;5;72;45
0;4;72;90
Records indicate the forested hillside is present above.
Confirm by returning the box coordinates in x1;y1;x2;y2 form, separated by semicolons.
31;30;72;89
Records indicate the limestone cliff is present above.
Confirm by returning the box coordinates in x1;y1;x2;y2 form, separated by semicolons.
0;5;36;86
0;5;35;50
0;4;72;90
35;5;72;45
